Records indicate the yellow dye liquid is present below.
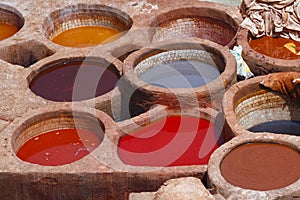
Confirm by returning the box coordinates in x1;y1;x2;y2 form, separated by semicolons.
52;26;121;47
0;22;18;41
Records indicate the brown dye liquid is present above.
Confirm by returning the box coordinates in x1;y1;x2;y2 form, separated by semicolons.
221;143;300;191
249;36;300;59
29;61;119;102
52;26;121;47
0;22;18;41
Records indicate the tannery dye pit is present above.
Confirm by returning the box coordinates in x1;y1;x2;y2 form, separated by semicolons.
29;60;119;102
1;0;300;199
0;22;18;41
249;36;300;60
220;142;300;191
17;128;101;166
138;60;220;88
249;120;300;136
51;26;122;47
118;115;223;167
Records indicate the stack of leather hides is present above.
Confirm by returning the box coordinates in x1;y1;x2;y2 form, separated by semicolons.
241;0;300;41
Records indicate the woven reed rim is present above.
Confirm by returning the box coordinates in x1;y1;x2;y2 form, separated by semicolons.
43;4;133;41
223;75;300;136
123;38;237;95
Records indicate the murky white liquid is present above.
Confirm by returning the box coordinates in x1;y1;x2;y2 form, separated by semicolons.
139;60;220;88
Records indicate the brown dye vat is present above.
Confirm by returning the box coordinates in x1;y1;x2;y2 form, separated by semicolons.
221;142;300;191
249;36;300;60
151;5;242;48
237;29;300;75
208;134;300;199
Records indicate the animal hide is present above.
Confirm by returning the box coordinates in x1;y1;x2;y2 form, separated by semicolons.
241;0;300;41
260;72;300;102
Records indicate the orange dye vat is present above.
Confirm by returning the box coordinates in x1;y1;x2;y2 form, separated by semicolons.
249;36;300;60
17;129;101;166
118;116;223;167
52;26;121;47
0;22;18;41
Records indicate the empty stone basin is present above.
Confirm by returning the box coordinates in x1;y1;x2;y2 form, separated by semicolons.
223;75;300;137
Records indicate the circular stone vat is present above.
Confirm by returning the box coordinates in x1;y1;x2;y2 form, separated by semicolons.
208;134;300;199
0;4;24;41
43;4;132;47
237;28;300;76
151;4;241;47
223;75;300;137
122;39;236;114
117;107;225;167
12;107;107;166
28;57;120;102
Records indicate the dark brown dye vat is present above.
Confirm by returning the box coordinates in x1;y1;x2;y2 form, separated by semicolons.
30;61;119;102
220;143;300;191
249;120;300;136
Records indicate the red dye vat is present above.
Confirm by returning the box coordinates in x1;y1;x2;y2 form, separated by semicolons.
17;129;101;166
118;116;223;167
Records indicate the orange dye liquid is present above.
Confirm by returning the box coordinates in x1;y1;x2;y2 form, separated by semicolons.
52;26;121;47
0;22;18;41
249;36;300;60
17;129;101;166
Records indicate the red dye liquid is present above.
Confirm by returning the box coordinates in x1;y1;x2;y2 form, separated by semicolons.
29;61;119;102
17;129;101;166
118;116;223;167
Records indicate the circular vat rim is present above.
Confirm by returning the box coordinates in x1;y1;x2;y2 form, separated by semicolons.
223;75;300;137
236;28;300;75
122;38;237;100
27;56;121;103
43;3;133;47
0;3;25;40
116;104;225;168
10;104;116;166
149;5;242;48
208;133;300;199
